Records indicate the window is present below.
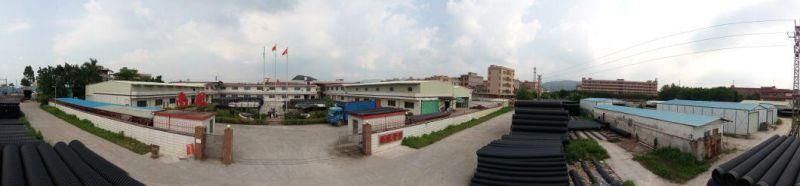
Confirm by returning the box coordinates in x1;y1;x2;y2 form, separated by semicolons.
244;86;251;90
256;87;263;90
232;87;239;90
269;95;275;98
404;101;414;109
155;99;163;106
269;87;275;90
282;87;287;90
407;87;413;92
294;95;301;99
389;87;394;91
294;87;301;90
376;87;380;91
169;98;176;103
136;101;147;107
388;100;396;106
244;95;251;98
282;95;287;98
356;88;359;91
306;87;311;91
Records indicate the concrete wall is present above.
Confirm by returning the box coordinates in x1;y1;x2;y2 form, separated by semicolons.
368;106;503;154
52;102;195;158
153;115;213;134
349;114;406;134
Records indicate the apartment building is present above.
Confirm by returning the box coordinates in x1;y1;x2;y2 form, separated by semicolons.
577;77;658;96
85;80;207;108
486;65;515;98
212;81;320;113
324;81;471;115
457;72;484;88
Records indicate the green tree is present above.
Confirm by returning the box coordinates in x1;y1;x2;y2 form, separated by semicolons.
35;58;103;102
516;87;533;100
113;67;139;81
21;65;34;87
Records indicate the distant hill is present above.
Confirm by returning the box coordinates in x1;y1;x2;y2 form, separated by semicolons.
542;80;578;91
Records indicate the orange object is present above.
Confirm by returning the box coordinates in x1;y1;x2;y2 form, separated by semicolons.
186;144;194;157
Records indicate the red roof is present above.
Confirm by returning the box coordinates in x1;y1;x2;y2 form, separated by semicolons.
154;110;216;120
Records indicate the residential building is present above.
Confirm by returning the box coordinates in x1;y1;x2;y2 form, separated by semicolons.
211;81;320;114
325;81;472;115
85;80;207;108
731;86;793;101
457;72;484;88
577;77;658;96
486;65;515;98
656;99;778;136
594;105;723;160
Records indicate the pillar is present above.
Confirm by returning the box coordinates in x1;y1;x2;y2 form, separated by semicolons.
194;126;206;160
362;123;372;155
222;126;233;165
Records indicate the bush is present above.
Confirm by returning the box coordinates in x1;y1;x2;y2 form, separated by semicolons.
402;107;511;149
309;110;327;119
623;180;636;186
633;148;709;183
566;139;609;161
19;117;43;140
40;105;151;154
776;119;783;125
283;118;326;125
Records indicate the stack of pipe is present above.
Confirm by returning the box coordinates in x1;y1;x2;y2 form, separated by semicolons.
0;96;21;119
711;135;800;186
472;100;570;185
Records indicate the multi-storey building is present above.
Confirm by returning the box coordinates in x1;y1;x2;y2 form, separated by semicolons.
577;77;658;96
424;75;456;85
457;72;484;88
486;65;515;98
85;80;207;107
324;81;471;115
212;81;320;113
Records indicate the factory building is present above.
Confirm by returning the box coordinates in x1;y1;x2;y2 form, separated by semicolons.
594;105;723;160
211;81;319;114
85;80;207;108
577;77;658;96
656;99;777;136
325;81;472;115
579;98;613;113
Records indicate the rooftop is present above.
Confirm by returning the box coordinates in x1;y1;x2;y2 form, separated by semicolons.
581;98;612;102
55;98;162;118
595;105;720;127
111;80;206;88
660;99;766;111
343;80;431;87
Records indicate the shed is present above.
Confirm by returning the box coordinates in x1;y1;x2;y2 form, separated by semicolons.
579;98;612;113
348;107;407;134
657;99;774;136
153;110;216;134
594;105;723;160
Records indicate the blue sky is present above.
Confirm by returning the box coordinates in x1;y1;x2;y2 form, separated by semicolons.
1;0;799;88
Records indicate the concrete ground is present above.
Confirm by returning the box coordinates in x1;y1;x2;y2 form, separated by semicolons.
21;101;512;185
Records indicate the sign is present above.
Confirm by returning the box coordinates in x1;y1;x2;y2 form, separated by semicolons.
378;131;403;145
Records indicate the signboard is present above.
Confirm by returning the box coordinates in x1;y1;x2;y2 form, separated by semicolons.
378;131;403;145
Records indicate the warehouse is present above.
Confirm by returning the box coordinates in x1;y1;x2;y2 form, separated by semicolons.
579;98;612;113
326;81;471;115
657;99;775;136
594;105;723;160
86;80;207;108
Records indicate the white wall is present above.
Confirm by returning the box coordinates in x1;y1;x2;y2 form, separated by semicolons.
52;103;195;158
657;103;756;135
368;106;503;153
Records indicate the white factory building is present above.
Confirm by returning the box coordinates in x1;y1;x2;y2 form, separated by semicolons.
656;99;777;136
594;105;723;160
85;80;208;108
579;98;613;113
324;81;472;115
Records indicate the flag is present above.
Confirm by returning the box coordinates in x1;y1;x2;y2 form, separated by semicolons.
282;48;288;56
272;44;277;51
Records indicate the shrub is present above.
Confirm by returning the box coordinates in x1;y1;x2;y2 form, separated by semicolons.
623;180;636;186
633;148;709;183
566;139;609;161
40;105;151;154
776;119;783;125
402;107;511;148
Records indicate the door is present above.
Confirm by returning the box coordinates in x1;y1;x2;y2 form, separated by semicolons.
421;100;439;115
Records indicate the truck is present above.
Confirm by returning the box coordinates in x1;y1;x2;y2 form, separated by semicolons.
327;100;376;126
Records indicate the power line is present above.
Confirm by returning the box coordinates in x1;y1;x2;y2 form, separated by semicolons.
566;44;790;79
542;19;793;75
544;31;786;78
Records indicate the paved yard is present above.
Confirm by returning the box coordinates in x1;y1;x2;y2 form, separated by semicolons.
22;101;511;185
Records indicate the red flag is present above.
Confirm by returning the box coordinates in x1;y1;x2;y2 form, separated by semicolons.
271;44;277;51
281;48;288;56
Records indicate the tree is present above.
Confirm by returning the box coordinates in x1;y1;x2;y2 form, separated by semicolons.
21;65;34;86
516;87;533;100
113;67;139;81
35;58;103;102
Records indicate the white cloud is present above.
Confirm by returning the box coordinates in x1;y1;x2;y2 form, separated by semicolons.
3;21;30;32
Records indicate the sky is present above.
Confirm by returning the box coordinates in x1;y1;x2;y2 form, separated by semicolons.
1;0;800;88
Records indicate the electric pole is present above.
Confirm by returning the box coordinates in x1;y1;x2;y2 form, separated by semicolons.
790;20;800;136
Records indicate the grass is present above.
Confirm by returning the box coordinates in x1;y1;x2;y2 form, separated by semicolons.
623;180;636;186
402;107;511;149
565;139;609;161
19;117;43;140
40;105;151;154
633;148;710;183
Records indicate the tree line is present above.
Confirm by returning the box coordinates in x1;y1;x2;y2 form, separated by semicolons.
21;58;164;102
657;84;753;102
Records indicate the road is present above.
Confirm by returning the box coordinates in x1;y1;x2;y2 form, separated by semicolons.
22;101;512;185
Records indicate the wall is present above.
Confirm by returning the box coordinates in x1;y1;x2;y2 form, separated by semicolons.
154;115;213;134
52;103;195;158
368;106;503;153
657;104;756;135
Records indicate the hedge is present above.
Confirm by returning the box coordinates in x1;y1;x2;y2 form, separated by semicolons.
40;105;151;154
402;107;511;149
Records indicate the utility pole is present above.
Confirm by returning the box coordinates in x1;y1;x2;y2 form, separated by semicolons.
790;20;800;136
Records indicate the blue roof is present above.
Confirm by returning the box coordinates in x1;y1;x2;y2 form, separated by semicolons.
582;98;612;102
55;98;113;108
660;99;763;111
595;105;720;127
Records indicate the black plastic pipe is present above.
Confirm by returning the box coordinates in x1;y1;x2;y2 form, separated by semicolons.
775;137;800;186
569;169;585;186
36;142;81;186
21;143;54;186
713;135;778;183
2;144;26;186
515;100;563;108
593;160;621;186
724;136;786;185
738;137;794;186
756;136;800;186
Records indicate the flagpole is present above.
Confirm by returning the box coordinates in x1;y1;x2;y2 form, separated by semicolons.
285;48;288;115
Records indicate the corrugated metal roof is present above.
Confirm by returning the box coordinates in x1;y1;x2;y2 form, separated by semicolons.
55;98;113;108
660;99;764;111
595;105;719;127
55;98;162;118
582;98;612;102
